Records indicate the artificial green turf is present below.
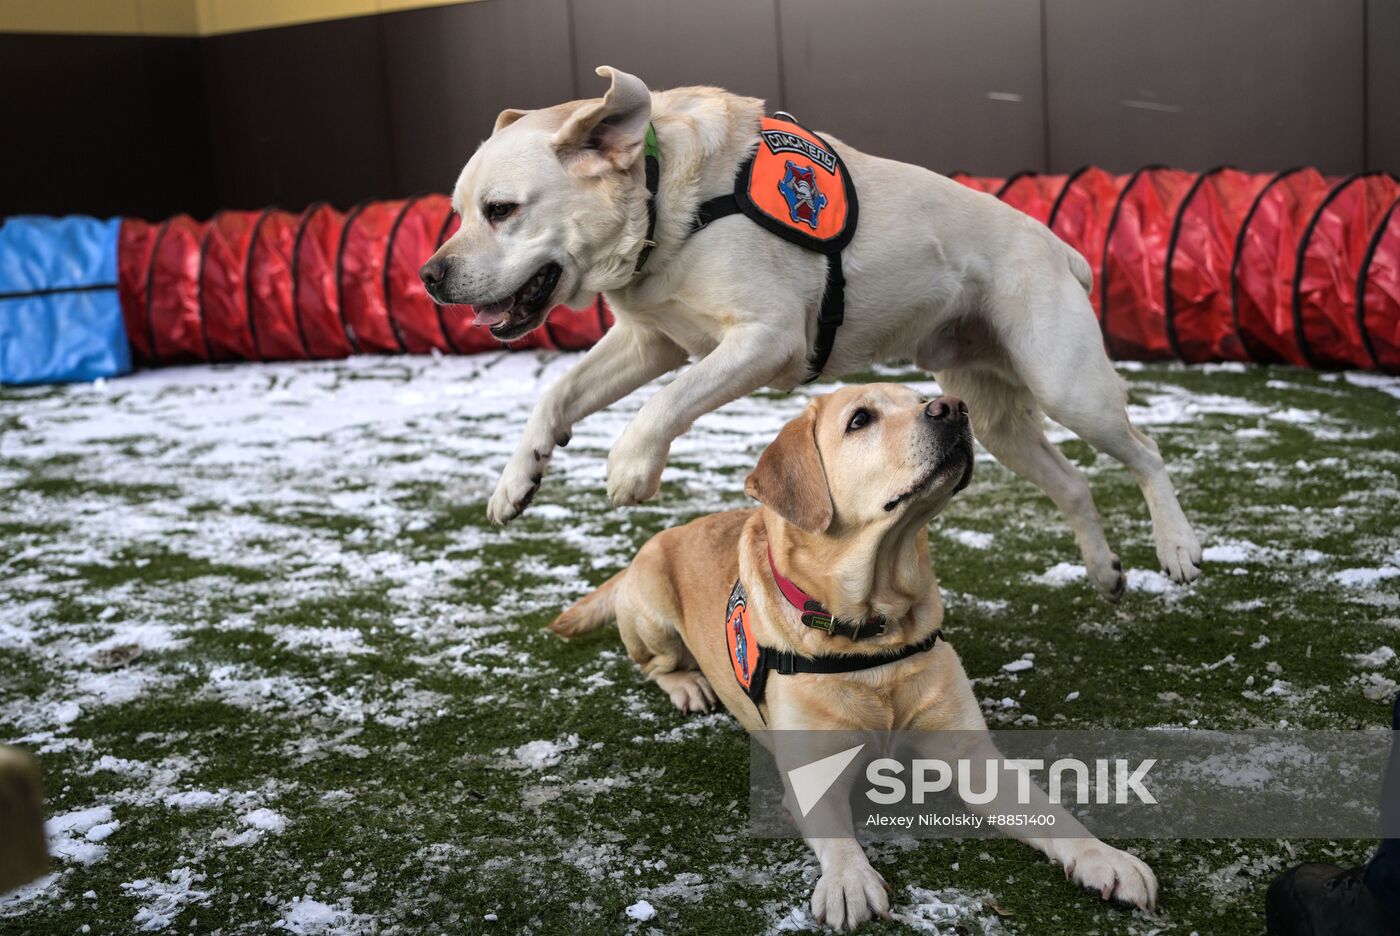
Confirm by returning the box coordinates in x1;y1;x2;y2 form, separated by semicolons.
1;356;1397;934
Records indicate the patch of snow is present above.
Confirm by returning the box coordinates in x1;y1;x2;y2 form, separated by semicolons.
889;886;991;933
624;899;656;921
47;806;116;867
1335;567;1400;588
1203;540;1259;563
1029;562;1086;587
514;735;580;770
1351;646;1396;668
242;808;287;832
273;626;374;657
1126;569;1177;594
163;790;230;810
1001;658;1033;673
273;896;372;935
1344;371;1400;400
121;868;210;932
941;528;993;550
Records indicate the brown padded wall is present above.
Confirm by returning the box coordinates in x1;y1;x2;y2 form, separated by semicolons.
200;16;396;211
1;0;1393;220
777;0;1044;177
380;0;576;198
1045;0;1365;175
0;33;213;219
573;0;782;106
1369;0;1400;174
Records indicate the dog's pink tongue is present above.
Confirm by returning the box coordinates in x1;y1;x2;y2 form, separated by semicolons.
472;296;514;327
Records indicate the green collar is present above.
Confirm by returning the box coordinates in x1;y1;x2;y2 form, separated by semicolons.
634;123;661;275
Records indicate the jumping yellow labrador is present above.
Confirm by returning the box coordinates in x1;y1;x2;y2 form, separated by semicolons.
421;66;1202;600
552;384;1156;930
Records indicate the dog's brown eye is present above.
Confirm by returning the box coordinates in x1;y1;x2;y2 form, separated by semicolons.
846;408;873;432
484;202;517;222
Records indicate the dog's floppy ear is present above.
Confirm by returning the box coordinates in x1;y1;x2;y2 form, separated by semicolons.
552;65;651;174
494;108;530;134
745;405;834;534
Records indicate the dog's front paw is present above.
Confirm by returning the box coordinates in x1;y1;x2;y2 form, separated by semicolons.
1088;554;1127;603
1063;841;1157;911
1157;525;1203;585
606;436;666;508
810;861;890;931
655;671;717;714
487;454;546;525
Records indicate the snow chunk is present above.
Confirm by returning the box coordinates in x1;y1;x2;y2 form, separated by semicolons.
47;806;116;866
1126;569;1175;594
514;735;579;770
625;899;656;921
942;528;993;550
1030;562;1178;595
274;896;370;935
121;868;210;931
1203;541;1259;563
163;790;229;810
1029;562;1086;587
1352;646;1396;668
1335;567;1400;588
890;886;989;932
242;808;287;832
1002;658;1034;673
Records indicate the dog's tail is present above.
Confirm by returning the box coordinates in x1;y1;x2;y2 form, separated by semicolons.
1064;243;1094;296
550;569;625;638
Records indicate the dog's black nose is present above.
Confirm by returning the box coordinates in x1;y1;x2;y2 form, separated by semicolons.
925;396;967;424
419;257;448;287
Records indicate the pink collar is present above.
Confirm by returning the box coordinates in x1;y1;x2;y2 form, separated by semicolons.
766;545;887;640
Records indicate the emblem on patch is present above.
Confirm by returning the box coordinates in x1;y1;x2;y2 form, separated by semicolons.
726;580;754;690
778;161;828;231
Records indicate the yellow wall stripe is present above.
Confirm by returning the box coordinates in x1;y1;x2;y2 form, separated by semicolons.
0;0;477;37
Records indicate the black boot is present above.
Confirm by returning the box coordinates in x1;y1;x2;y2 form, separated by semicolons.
1267;864;1400;936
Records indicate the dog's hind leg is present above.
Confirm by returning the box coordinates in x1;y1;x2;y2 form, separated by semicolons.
994;271;1202;583
934;366;1126;601
612;549;716;715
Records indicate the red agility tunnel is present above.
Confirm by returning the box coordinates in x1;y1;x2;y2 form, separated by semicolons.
949;172;1004;195
117;218;159;366
339;200;414;354
292;203;354;360
1164;168;1273;363
1292;172;1400;369
1230;168;1334;366
146;215;211;366
111;171;1397;373
1047;167;1130;319
386;195;456;355
115;197;611;368
245;209;309;361
1100;167;1199;360
996;172;1071;225
1358;196;1400;373
200;211;263;362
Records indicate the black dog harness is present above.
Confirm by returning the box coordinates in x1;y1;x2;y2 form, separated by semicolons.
636;113;859;381
725;547;942;714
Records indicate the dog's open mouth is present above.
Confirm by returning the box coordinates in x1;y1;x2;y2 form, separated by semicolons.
883;444;975;512
471;262;563;340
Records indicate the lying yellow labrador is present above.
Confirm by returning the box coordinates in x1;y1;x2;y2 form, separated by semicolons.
422;66;1202;600
552;384;1156;930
